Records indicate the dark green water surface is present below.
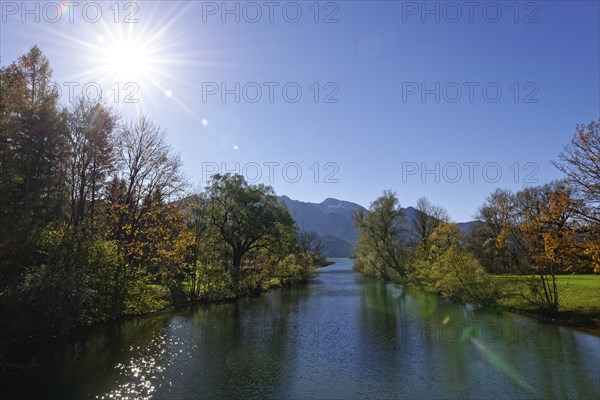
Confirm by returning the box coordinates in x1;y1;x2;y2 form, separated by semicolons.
3;258;599;399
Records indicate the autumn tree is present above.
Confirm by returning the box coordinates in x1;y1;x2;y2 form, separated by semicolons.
517;182;584;315
412;197;449;246
0;48;123;334
554;120;600;222
107;115;186;315
553;120;600;272
0;45;68;278
10;46;67;227
411;221;460;283
429;222;462;257
471;189;527;273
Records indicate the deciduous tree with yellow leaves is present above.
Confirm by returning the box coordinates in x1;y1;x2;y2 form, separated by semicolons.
517;182;584;315
553;119;600;274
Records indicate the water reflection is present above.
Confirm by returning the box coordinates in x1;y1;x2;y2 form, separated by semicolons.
2;259;599;399
98;323;196;400
357;281;598;400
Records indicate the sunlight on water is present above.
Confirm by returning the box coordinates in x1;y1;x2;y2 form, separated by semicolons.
96;324;195;400
5;260;597;399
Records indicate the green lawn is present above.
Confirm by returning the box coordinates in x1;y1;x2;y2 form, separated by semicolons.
493;274;600;313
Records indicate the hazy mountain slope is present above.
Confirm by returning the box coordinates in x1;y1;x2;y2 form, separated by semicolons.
279;196;481;257
278;195;366;243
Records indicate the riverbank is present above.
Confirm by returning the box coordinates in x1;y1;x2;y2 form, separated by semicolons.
367;270;600;334
499;307;600;336
318;259;337;267
1;259;334;371
493;274;600;334
3;258;598;399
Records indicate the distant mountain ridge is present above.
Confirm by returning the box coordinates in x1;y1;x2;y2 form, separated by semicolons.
278;195;480;257
278;196;365;257
278;195;366;243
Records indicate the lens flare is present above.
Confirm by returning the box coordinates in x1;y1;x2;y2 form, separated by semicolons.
472;338;534;393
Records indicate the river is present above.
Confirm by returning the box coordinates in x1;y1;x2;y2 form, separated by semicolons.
2;258;599;399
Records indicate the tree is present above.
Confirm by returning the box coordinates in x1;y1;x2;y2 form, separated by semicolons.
297;230;320;254
553;120;600;224
517;182;584;315
353;190;409;280
11;45;67;227
107;115;186;315
295;230;328;269
0;45;68;277
411;221;462;284
429;222;462;257
553;120;600;271
197;174;297;287
411;197;449;261
430;247;496;305
65;97;118;227
473;189;527;273
183;195;231;300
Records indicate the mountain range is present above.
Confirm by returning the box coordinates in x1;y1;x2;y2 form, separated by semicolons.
278;196;480;257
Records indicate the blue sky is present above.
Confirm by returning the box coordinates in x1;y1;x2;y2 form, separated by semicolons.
1;1;598;221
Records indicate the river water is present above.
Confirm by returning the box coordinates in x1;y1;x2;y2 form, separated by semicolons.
2;258;599;399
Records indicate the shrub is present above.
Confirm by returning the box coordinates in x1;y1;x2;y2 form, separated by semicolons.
430;247;497;306
13;226;121;336
123;280;170;315
271;253;314;285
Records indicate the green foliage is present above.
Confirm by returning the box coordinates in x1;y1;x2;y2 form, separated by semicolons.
178;177;319;305
407;253;432;285
123;281;170;315
353;190;409;280
11;224;121;336
192;173;298;289
271;253;315;285
0;45;69;277
194;261;236;301
429;247;497;306
494;275;600;317
406;220;497;307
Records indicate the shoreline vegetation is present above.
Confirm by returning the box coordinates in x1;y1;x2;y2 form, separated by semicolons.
318;259;337;268
381;270;600;335
493;275;600;334
352;119;600;336
3;258;595;372
1;45;336;368
1;258;337;371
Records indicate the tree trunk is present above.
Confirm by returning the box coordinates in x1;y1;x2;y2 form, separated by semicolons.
232;250;243;288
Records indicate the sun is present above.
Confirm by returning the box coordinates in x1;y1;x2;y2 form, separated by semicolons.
102;39;152;82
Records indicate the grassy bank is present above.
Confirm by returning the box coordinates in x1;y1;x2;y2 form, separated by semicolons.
493;274;600;331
